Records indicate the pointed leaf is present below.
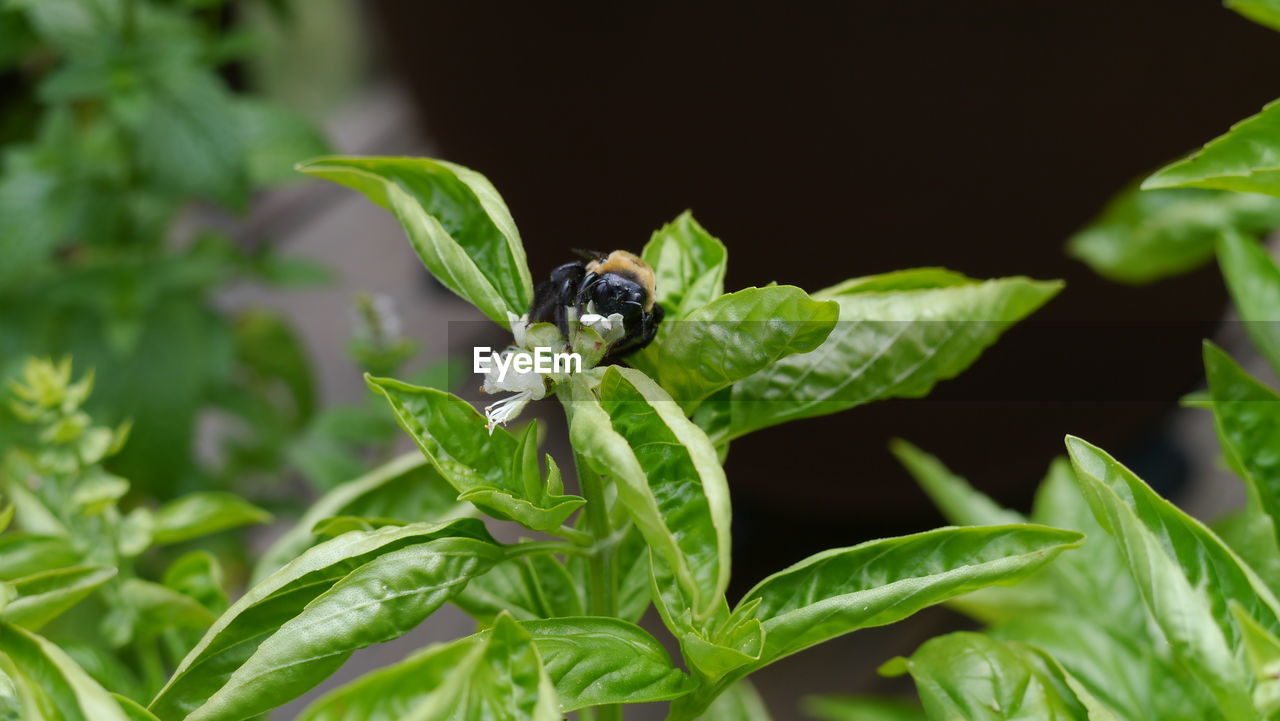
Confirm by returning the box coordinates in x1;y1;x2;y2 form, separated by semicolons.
1231;601;1280;714
0;623;131;721
151;493;271;546
1066;436;1266;721
1144;99;1280;196
1205;341;1280;548
186;536;503;721
1218;229;1280;375
992;612;1213;721
149;518;493;721
892;632;1117;721
1229;0;1280;31
1;565;116;630
563;368;731;619
368;376;583;531
741;525;1083;667
647;285;838;407
519;616;692;710
1067;184;1280;284
669;525;1082;719
297;613;559;721
641;211;728;320
114;694;162;721
254;452;474;581
891;439;1024;526
297;156;532;323
455;553;584;623
119;579;217;634
0;534;78;580
708;273;1061;441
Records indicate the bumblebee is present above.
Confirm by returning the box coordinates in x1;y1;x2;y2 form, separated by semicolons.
529;249;664;363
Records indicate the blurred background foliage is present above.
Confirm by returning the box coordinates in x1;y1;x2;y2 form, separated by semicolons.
0;0;395;510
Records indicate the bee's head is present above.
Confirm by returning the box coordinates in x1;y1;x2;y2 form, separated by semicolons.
581;272;648;327
583;250;657;314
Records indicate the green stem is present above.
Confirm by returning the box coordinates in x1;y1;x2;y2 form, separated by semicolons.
551;523;595;546
576;454;622;721
502;540;590;560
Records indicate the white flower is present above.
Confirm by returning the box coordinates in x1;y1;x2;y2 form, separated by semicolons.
506;311;531;348
579;312;627;345
481;347;547;434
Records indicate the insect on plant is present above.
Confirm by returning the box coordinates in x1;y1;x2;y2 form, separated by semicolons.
0;154;1075;721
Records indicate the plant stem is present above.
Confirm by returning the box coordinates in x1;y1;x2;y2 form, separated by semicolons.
576;453;622;721
502;540;590;560
551;523;595;546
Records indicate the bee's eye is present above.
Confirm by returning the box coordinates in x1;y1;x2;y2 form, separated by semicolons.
586;274;645;321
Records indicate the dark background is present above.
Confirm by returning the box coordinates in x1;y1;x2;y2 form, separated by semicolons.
372;0;1275;586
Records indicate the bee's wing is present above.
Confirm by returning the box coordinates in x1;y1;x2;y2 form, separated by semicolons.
571;248;607;261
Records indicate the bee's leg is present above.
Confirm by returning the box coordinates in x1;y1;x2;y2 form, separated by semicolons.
603;303;663;365
529;262;585;334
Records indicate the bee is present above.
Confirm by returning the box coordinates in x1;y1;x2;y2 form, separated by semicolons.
529;249;664;363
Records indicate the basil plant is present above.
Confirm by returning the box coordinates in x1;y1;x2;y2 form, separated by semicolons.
0;155;1069;720
811;230;1280;721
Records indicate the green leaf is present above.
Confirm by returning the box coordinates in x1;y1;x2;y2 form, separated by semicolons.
295;638;476;721
1218;229;1280;374
455;552;584;623
367;376;583;531
298;615;683;718
113;694;162;721
309;516;409;537
1205;342;1280;546
119;579;217;634
518;616;692;710
234;307;316;421
149;519;494;721
641;211;728;320
1231;601;1280;715
151;492;271;546
670;525;1082;720
297;156;533;323
992;612;1213;721
741;524;1083;668
0;534;79;580
1229;0;1280;31
185;536;503;721
297;613;560;721
891;438;1024;526
1065;435;1271;721
697;680;772;720
706;273;1061;441
1;565;116;630
1216;507;1280;597
891;632;1116;721
649;552;763;683
0;623;132;721
235;99;330;187
121;65;249;209
254;452;474;581
1144;99;1280;197
563;368;731;620
1066;185;1280;284
164;551;227;614
802;695;924;721
646;285;838;407
948;458;1144;626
